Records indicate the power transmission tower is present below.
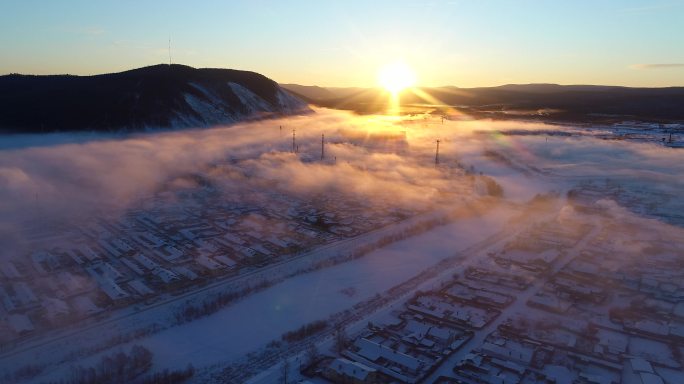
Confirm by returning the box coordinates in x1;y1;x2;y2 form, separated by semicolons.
321;134;325;160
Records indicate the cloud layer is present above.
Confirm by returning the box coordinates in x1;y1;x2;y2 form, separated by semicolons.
629;63;684;70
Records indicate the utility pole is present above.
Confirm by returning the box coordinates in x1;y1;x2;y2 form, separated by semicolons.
321;134;325;160
292;128;296;153
435;139;440;165
168;36;172;65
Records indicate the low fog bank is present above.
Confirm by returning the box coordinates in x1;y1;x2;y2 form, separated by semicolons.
1;108;683;257
0;109;484;258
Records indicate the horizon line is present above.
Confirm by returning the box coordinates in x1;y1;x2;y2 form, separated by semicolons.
2;63;684;90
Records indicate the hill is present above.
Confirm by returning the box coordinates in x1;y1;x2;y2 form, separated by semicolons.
0;64;310;133
281;83;684;122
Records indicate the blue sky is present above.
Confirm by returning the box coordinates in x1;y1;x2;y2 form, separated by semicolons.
1;0;683;87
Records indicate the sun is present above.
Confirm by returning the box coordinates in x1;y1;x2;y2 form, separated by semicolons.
377;61;416;94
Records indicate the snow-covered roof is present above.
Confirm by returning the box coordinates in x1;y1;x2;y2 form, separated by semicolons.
8;314;34;334
404;319;431;336
42;297;70;319
355;338;423;371
329;358;376;381
428;325;452;341
630;358;654;374
0;262;22;279
542;365;573;384
639;372;665;384
674;302;684;318
597;329;628;353
128;279;155;295
481;340;534;365
634;319;669;336
669;322;684;338
71;295;101;316
215;255;237;268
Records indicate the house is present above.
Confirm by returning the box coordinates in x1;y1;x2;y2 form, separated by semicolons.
96;278;130;301
0;262;23;279
348;337;426;382
480;339;535;366
71;295;102;316
630;358;654;374
31;251;60;274
324;358;379;384
128;280;155;296
639;373;664;384
7;314;34;335
153;267;181;284
42;297;71;322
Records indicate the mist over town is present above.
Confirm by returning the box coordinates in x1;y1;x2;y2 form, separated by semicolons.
1;1;684;384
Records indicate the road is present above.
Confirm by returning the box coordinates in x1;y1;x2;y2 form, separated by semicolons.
421;220;601;383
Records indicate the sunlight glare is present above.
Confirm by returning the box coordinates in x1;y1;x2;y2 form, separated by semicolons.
378;61;416;94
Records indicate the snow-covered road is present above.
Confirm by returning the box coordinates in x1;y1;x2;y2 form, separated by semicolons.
129;205;520;372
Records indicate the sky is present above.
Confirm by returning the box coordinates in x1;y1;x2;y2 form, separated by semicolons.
1;0;683;87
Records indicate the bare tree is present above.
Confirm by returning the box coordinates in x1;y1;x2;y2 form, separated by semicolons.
279;359;290;384
334;323;348;354
304;342;319;367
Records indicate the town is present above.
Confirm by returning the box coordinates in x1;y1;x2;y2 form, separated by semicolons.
0;149;479;350
303;198;684;384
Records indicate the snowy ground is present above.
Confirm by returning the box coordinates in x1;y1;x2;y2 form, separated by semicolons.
458;146;559;202
27;204;520;382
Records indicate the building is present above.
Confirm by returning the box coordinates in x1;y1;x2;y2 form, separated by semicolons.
324;358;379;384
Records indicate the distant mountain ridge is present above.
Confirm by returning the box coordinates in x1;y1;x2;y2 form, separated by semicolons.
281;83;684;122
0;64;310;133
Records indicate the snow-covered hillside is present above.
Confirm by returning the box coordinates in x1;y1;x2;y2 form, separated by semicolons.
0;64;312;133
175;82;310;127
